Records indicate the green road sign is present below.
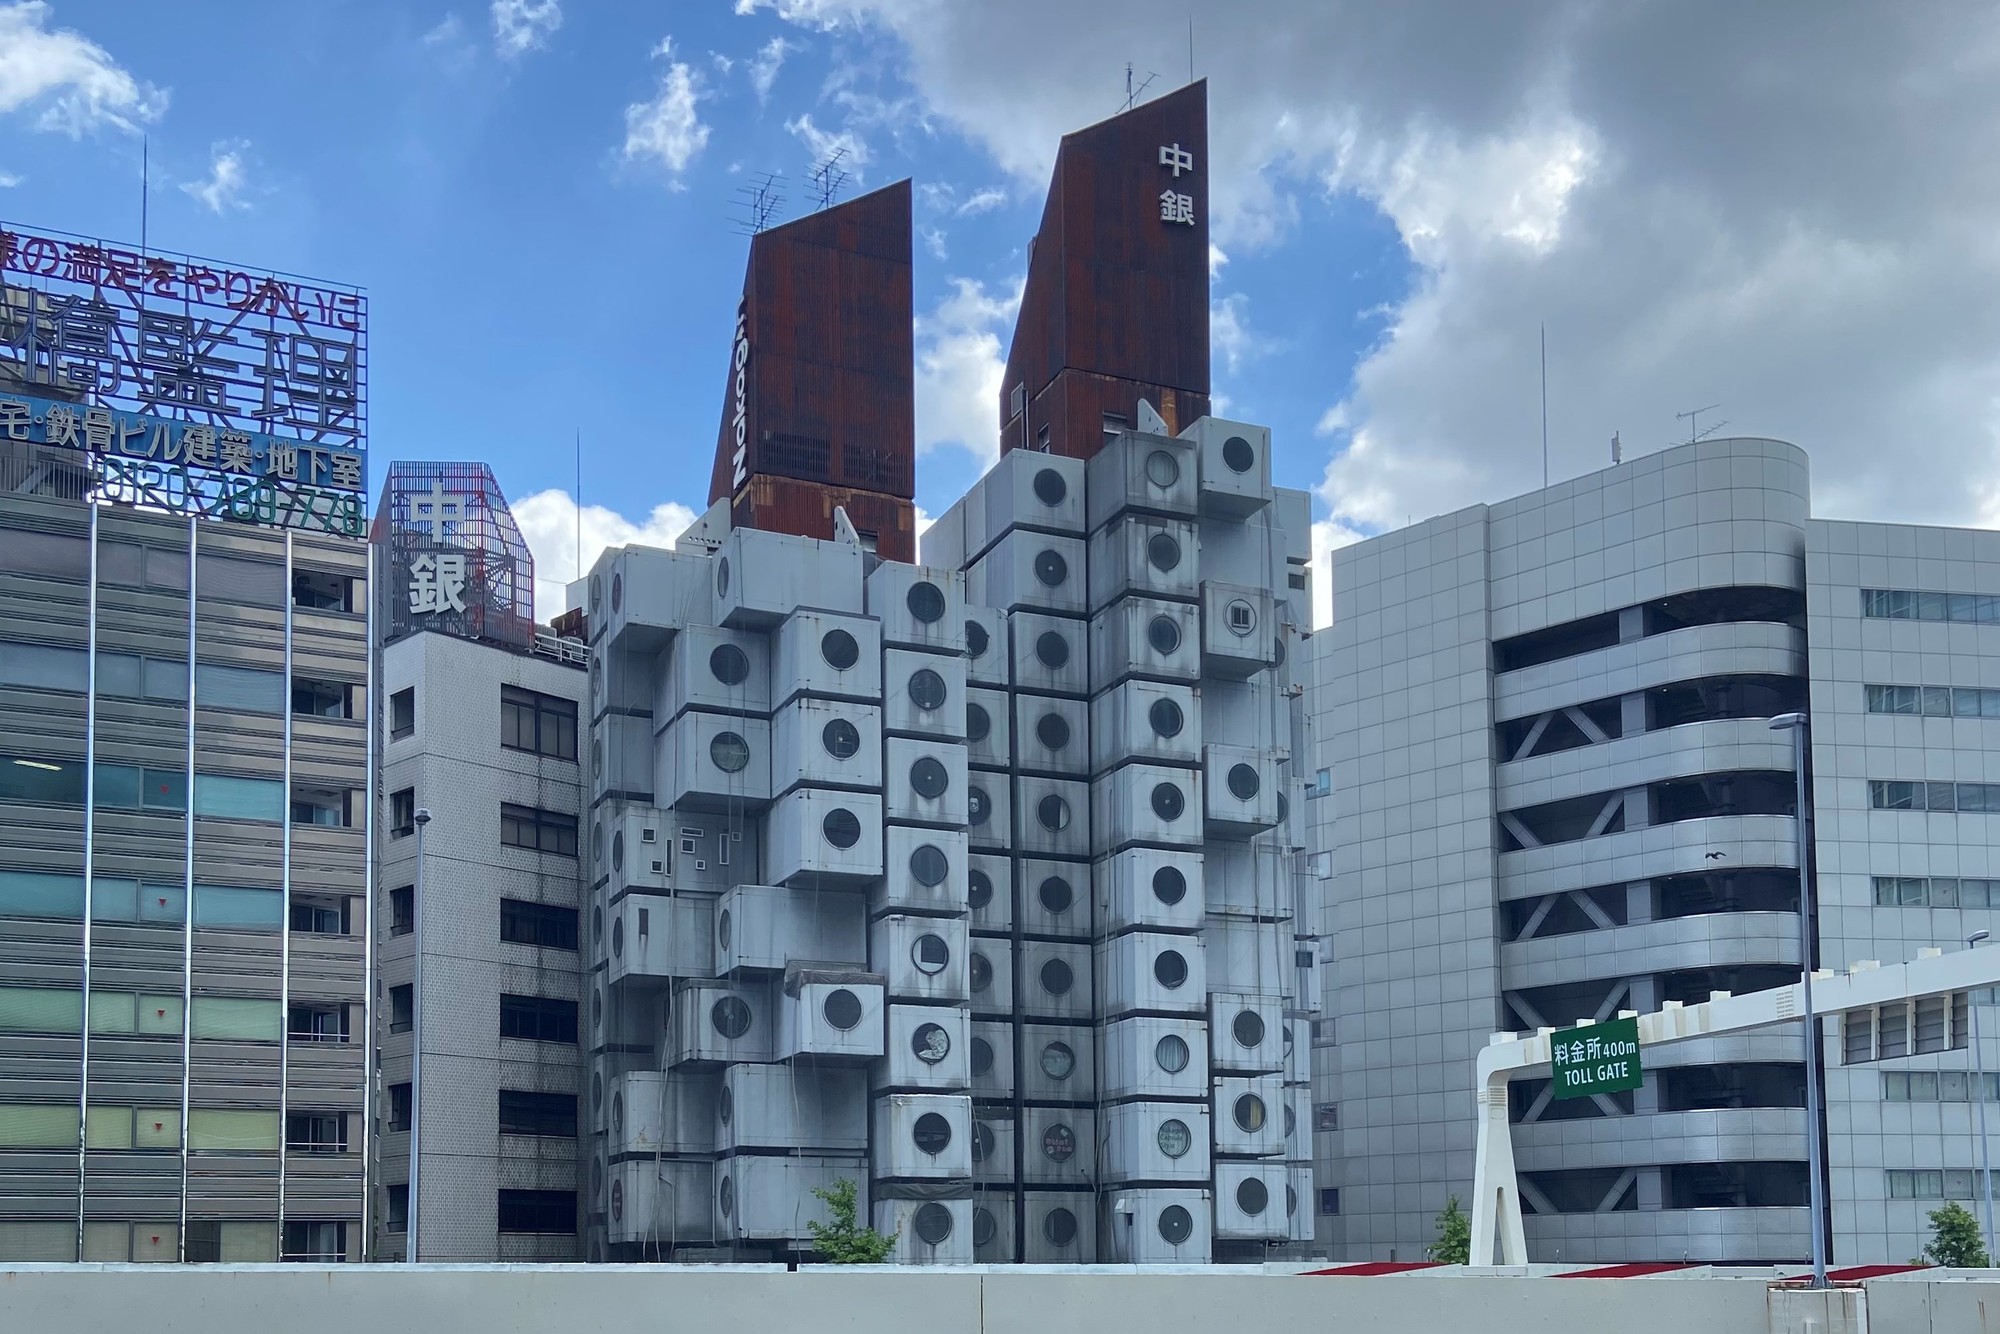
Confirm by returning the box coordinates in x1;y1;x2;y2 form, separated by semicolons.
1550;1016;1643;1100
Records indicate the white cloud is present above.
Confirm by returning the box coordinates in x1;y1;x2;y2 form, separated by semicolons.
1310;515;1366;630
710;51;735;75
748;36;794;101
1210;291;1259;376
920;225;947;261
0;0;165;135
956;186;1004;215
180;140;250;214
914;276;1020;467
422;13;464;46
624;39;710;179
0;170;21;187
490;0;560;59
785;111;869;172
512;489;701;620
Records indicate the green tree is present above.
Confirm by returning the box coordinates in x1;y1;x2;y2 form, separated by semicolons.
806;1178;898;1264
1922;1200;1990;1268
1427;1195;1472;1264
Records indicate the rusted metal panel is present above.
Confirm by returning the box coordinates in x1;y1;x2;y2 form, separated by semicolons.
730;473;915;564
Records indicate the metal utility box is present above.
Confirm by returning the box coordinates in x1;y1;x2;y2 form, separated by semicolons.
1090;763;1201;857
873;824;970;919
872;1092;974;1179
1182;416;1273;520
1102;1100;1213;1185
776;970;886;1063
658;710;773;813
1094;847;1205;936
967;529;1088;618
1019;1021;1095;1102
1012;692;1090;778
714;1153;866;1242
1089;679;1201;774
1006;609;1090;698
866;562;967;656
1210;1074;1286;1158
765;788;885;886
876;1003;970;1092
883;648;969;740
607;890;715;984
1086;429;1199;532
1207;993;1286;1075
869;913;970;1003
773;608;882;707
770;697;883;797
1096;931;1207;1017
1088;513;1200;611
884;736;971;827
1101;1014;1211;1102
1090;595;1201;692
661;623;772;721
1017;939;1094;1023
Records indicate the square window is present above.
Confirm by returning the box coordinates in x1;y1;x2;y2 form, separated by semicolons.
390;788;415;837
390;688;415;738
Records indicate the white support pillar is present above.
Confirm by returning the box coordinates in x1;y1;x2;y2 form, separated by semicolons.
1469;1064;1527;1264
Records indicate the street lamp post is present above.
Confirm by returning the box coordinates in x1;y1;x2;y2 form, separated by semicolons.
1970;930;1995;1261
1769;712;1826;1288
408;807;431;1263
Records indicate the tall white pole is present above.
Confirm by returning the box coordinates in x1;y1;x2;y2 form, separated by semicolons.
1771;713;1825;1287
408;808;431;1262
1970;932;1995;1260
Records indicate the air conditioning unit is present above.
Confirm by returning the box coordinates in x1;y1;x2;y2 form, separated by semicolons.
1086;428;1199;531
1015;857;1092;940
1013;774;1090;860
771;698;883;797
661;624;773;722
883;648;968;740
648;807;760;895
872;1093;973;1179
874;1196;974;1265
773;608;883;707
1203;744;1282;840
1103;1187;1211;1263
1088;514;1200;612
968;853;1012;933
1089;680;1201;776
1181;416;1272;520
964;606;1011;687
608;1158;715;1246
715;1153;867;1243
715;883;867;975
608;1069;718;1156
1213;1160;1288;1239
1089;764;1201;858
1020;1190;1096;1263
1202;839;1291;921
981;448;1086;543
1201;674;1286;754
591;713;652;803
776;971;886;1062
1102;1101;1212;1185
1094;847;1205;936
966;530;1088;618
607;890;715;984
873;825;970;919
866;563;967;656
966;686;1013;771
1211;1075;1286;1158
1018;940;1093;1023
1020;1105;1094;1187
884;736;971;827
970;1021;1014;1101
876;1003;970;1093
590;545;711;655
1102;1015;1210;1102
1006;610;1089;698
671;980;775;1066
658;710;773;813
718;1061;868;1153
1284;1083;1311;1162
1019;1021;1095;1102
968;937;1013;1019
966;775;1011;853
597;802;670;889
1096;932;1206;1017
972;1109;1015;1184
1199;581;1278;681
1203;917;1294;1000
1089;595;1200;693
972;1190;1016;1262
765;788;885;886
1012;693;1089;778
1208;994;1285;1075
869;913;969;1003
714;526;865;630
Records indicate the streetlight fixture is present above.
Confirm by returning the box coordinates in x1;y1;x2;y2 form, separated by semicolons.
1970;929;1994;1261
408;806;431;1263
1769;711;1826;1288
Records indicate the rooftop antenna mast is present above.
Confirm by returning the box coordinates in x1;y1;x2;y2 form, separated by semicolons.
1675;403;1728;445
808;150;849;211
1122;63;1158;111
729;172;786;236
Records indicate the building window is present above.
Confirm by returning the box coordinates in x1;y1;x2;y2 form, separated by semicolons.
1886;1168;1994;1200
501;802;578;857
1863;589;2000;624
1875;876;2000;909
498;1090;578;1138
499;993;578;1045
501;686;577;762
1867;683;2000;718
286;1112;347;1154
389;985;413;1034
497;1189;577;1235
290;786;351;827
386;1183;409;1231
1314;1103;1340;1131
289;894;348;935
388;1083;412;1132
389;886;413;936
390;788;415;838
291;679;352;720
1317;1188;1340;1216
194;662;285;713
1870;780;2000;813
390;687;415;738
281;1220;346;1262
293;569;353;613
500;899;578;951
1883;1071;2000;1102
289;1003;350;1044
1101;411;1129;442
184;1220;222;1263
1035;423;1051;452
1308;768;1332;797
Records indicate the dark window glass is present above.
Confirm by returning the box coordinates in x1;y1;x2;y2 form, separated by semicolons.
390;688;415;738
822;718;861;759
1149;698;1184;738
823;989;864;1031
500;686;577;761
1045;1206;1078;1245
1036;630;1070;669
389;985;413;1034
1233;1010;1266;1049
820;629;860;670
1037;793;1070;832
967;702;991;743
910;756;950;799
912;1111;953;1154
965;619;990;659
1152;866;1187;904
499;994;579;1044
1040;959;1074;997
497;1189;577;1234
1159;1204;1193;1242
1038;875;1073;915
909;668;947;711
285;1112;346;1153
1034;549;1069;588
709;644;750;686
1036;712;1071;752
1154;949;1189;989
914;1202;954;1245
390;788;415;837
1147;532;1182;572
968;869;993;911
1222;435;1256;473
1033;468;1067;507
823;807;862;848
389;885;413;937
1147;614;1181;656
1151;782;1185;821
501;803;578;856
1228;763;1261;801
906;582;947;624
500;899;578;951
970;1037;993;1076
910;843;950;887
499;1090;578;1137
388;1083;412;1132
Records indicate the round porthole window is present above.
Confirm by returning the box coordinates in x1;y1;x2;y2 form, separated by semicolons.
969;951;992;993
1277;793;1289;825
1273;633;1287;668
1044;1207;1078;1247
1038;875;1073;915
1158;1205;1193;1245
1228;763;1260;801
912;1022;951;1064
1237;1177;1269;1216
612;829;625;873
710;643;750;685
1037;793;1071;832
913;1112;953;1155
910;843;950;887
907;581;947;624
1036;630;1070;669
1222;435;1256;474
1042;1124;1076;1163
822;718;861;759
969;785;991;827
592;1072;603;1113
1149;697;1184;738
1148;613;1182;655
610;1177;624;1222
611;1090;625;1132
909;667;947;711
712;996;752;1039
967;702;991;743
968;869;993;911
910;756;950;799
1154;949;1189;990
611;917;625;958
1233;1010;1266;1050
611;572;622;613
1157;1118;1192;1159
1039;958;1074;997
970;1037;994;1077
1147;532;1182;573
972;1121;995;1163
1033;549;1068;588
1033;467;1067;507
820;629;860;670
1145;449;1180;488
717;1087;732;1125
1151;781;1185;820
1040;1040;1075;1080
1155;1033;1190;1073
1284;1103;1296;1138
1234;1093;1267;1133
1225;599;1257;638
1287;1185;1299;1217
1153;865;1188;905
714;557;730;598
912;933;950;975
592;905;604;943
592;987;603;1030
822;808;862;849
823;989;864;1031
718;1175;734;1218
1036;711;1071;752
710;731;750;773
589;575;602;612
593;1157;604;1202
914;1202;954;1245
966;619;990;658
973;1207;996;1247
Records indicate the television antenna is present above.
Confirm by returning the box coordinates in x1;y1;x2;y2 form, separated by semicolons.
1122;62;1157;111
729;172;786;236
808;149;849;211
1675;403;1728;445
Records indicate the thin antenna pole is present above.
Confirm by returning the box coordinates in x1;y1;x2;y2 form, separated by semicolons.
1189;18;1195;82
140;135;148;255
574;428;582;587
1540;323;1548;489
